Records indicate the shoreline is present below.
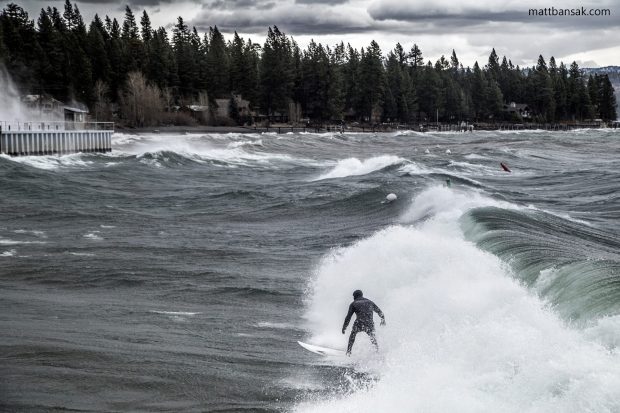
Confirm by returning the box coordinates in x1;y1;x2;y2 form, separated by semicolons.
115;125;257;134
115;123;618;135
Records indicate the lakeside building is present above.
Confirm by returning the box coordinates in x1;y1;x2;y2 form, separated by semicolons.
1;96;113;156
502;102;532;119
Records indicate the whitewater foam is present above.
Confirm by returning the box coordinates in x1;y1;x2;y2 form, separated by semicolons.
0;237;46;245
1;153;94;170
313;156;404;181
150;311;201;316
113;133;307;167
83;232;103;241
13;229;47;238
298;186;620;412
256;321;297;329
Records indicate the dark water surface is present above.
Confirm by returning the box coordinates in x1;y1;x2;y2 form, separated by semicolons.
1;130;619;412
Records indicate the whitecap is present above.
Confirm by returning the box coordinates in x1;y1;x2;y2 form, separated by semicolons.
312;155;404;181
150;310;201;316
83;233;103;241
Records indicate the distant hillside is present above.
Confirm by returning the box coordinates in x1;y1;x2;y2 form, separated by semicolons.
584;67;619;118
583;66;620;74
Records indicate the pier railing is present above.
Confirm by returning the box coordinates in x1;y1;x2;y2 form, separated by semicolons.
0;121;114;132
0;121;114;156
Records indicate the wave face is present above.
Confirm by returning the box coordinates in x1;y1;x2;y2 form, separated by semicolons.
299;187;620;412
312;155;405;180
1;130;619;411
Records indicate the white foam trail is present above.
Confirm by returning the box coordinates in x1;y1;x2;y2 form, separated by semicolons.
227;139;263;148
112;133;307;167
3;153;94;170
0;237;46;245
13;230;47;238
525;204;592;227
150;311;201;316
1;249;16;257
68;252;96;257
313;156;404;181
397;162;435;176
83;233;103;241
256;321;296;329
298;186;620;412
465;153;489;160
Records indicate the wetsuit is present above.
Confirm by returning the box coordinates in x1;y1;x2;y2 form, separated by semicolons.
342;297;385;354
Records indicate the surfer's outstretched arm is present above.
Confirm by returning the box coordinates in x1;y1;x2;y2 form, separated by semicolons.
373;303;386;325
342;303;354;333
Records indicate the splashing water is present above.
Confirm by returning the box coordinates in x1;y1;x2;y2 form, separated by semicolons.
299;187;620;412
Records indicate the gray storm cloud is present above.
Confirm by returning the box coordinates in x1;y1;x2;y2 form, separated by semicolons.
13;0;620;66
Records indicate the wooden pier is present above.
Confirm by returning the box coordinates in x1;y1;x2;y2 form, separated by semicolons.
0;121;114;156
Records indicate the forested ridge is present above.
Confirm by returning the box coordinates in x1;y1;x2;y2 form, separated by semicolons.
0;1;616;126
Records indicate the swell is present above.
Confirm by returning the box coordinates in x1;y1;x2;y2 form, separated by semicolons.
461;207;620;322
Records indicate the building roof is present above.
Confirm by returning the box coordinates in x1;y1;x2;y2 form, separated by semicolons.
503;102;530;113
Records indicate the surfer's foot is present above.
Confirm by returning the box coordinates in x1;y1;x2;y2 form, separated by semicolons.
346;351;351;356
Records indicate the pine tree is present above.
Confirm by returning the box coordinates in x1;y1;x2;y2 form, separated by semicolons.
327;42;345;120
553;61;568;120
260;26;294;117
229;32;245;94
301;40;331;120
471;62;487;120
344;44;360;116
357;41;384;123
567;61;592;120
0;20;6;59
587;74;599;114
242;38;260;106
417;61;441;122
532;55;555;121
140;11;152;43
37;8;65;98
487;48;500;81
205;26;229;98
1;3;39;89
121;6;142;73
598;75;616;120
87;15;111;84
408;44;423;70
172;17;196;96
450;49;459;72
384;49;402;121
107;18;124;100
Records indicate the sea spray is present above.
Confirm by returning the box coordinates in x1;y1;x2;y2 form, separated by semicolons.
0;65;28;122
298;186;620;412
0;65;64;123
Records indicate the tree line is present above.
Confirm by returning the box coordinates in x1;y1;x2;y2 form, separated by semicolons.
0;1;616;126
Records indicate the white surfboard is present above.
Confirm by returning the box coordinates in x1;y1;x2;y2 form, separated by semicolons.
298;341;346;356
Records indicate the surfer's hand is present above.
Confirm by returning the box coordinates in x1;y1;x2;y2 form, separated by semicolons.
342;328;346;334
380;319;386;326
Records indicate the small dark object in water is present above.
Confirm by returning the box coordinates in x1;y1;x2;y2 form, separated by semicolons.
500;162;511;173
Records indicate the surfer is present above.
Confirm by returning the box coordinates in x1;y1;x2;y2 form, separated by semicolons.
342;290;385;355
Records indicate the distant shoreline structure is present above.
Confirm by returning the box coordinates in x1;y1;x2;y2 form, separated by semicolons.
122;121;618;136
0;120;114;156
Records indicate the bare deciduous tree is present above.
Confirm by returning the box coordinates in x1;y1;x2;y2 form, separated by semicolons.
93;80;113;122
120;71;163;127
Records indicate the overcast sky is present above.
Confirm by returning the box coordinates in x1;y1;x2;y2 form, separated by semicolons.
16;0;620;68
